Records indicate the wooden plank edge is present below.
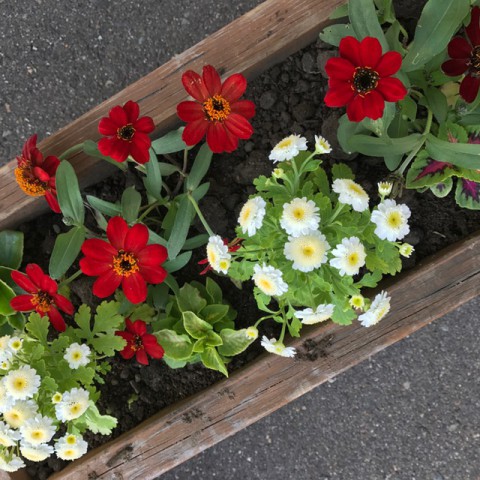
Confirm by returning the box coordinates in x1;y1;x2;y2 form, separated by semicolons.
51;229;480;480
0;0;343;230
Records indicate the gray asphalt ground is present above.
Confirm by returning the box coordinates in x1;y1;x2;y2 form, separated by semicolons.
1;1;479;479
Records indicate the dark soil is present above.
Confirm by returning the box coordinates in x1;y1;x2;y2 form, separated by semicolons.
22;6;480;477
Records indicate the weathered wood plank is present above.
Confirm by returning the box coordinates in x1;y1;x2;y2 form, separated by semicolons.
0;0;343;231
52;230;480;480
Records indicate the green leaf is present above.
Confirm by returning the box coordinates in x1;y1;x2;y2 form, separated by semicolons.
349;133;423;156
158;162;179;176
74;304;93;338
183;234;208;250
0;231;23;269
200;304;229;325
154;330;193;360
329;3;348;19
166;195;194;260
319;24;355;47
163;251;192;274
423;87;448;124
337;114;369;154
425;134;480;169
148;229;168;247
86;195;122;217
143;148;163;201
91;335;126;356
455;178;480;209
83;402;118;435
0;279;15;316
430;178;454;198
205;330;223;347
332;163;354;181
163;357;187;369
151;127;190;154
26;313;49;344
406;150;458;189
7;312;24;330
183;311;212;339
192;337;207;353
191;182;210;202
355;270;382;289
56;161;85;225
200;347;228;376
402;0;469;72
93;301;124;334
121;187;142;224
206;277;223;304
49;226;86;280
218;328;254;357
187;143;213;191
177;283;207;314
349;0;388;52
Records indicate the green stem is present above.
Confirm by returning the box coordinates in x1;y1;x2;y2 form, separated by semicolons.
188;194;214;237
291;159;300;194
59;143;84;161
59;269;82;288
278;314;288;343
328;202;346;224
138;201;161;222
398;22;409;43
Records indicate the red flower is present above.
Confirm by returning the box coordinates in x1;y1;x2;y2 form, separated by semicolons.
177;65;255;153
442;7;480;103
98;100;155;164
14;135;61;213
9;264;74;332
198;237;242;275
79;216;168;304
115;319;164;365
324;36;407;122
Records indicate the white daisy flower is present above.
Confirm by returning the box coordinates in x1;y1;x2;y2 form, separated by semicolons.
332;179;369;212
245;326;259;340
252;264;288;297
3;365;41;400
294;304;335;325
0;383;13;413
3;400;38;428
64;343;91;369
20;442;54;462
349;294;365;309
0;421;21;447
260;336;296;357
20;414;56;445
55;388;89;422
0;335;11;351
7;337;23;353
399;243;414;258
238;196;267;236
0;356;12;371
55;434;88;461
330;236;366;276
358;291;391;327
378;181;393;197
0;453;25;472
371;199;411;241
280;197;320;237
269;134;308;163
314;135;332;154
284;231;330;272
206;235;231;274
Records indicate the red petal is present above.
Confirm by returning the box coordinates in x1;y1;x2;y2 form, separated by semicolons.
324;82;355;107
347;95;367;122
124;223;149;253
375;51;402;77
98;117;118;136
442;58;469;76
122;273;147;304
360;37;382;68
52;294;74;315
108;105;128;127
466;6;480;47
25;264;46;288
230;100;255;119
460;75;480;103
223;127;239;152
98;137;130;163
81;238;116;262
325;57;355;81
134;116;155;134
44;192;61;214
206;123;229;153
93;270;122;298
10;295;35;311
38;274;58;296
47;307;66;332
42;156;60;175
116;330;134;343
79;258;111;276
363;90;385;120
142;335;164;358
339;36;362;66
138;265;167;284
202;65;222;97
123;101;139;123
136;349;149;365
448;37;472;60
177;101;205;122
224;113;253;139
376;77;407;102
137;244;168;266
182;70;209;102
33;167;50;183
107;216;129;250
119;345;136;360
22;135;38;160
11;271;38;293
182;118;209;146
129;142;150;165
130;320;147;336
221;73;247;102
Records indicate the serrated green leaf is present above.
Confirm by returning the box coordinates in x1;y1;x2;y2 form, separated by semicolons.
49;226;86;280
331;163;354;181
217;328;254;357
0;231;23;269
74;305;93;339
56;161;85;225
183;311;212;339
93;301;124;335
26;313;49;344
200;347;228;376
83;402;118;435
154;329;193;360
455;178;480;209
91;335;126;356
121;187;142;224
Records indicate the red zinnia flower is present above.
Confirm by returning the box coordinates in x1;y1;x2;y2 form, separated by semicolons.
79;216;168;304
9;263;74;332
177;65;255;153
14;135;61;213
115;319;164;365
98;100;155;164
324;36;407;122
442;7;480;103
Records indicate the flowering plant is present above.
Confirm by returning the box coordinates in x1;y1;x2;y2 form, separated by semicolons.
320;0;480;209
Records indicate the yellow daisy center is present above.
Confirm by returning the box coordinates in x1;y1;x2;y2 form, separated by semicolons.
348;183;365;195
292;207;305;220
69;404;82;416
259;279;273;292
66;435;77;445
72;352;82;361
348;253;359;266
387;212;401;228
278;138;293;149
302;245;315;257
13;378;26;391
203;95;231;122
31;431;43;441
240;207;251;223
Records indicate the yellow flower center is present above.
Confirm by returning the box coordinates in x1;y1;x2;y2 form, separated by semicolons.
117;124;136;142
387;212;401;228
66;435;77;445
31;431;43;440
292;207;305;220
31;291;53;313
203;95;231;122
348;253;359;266
219;259;230;271
52;393;62;403
13;379;26;391
72;352;82;361
348;183;365;195
278;138;293;149
11;341;22;350
64;449;75;458
240;207;251;222
14;165;48;197
69;404;82;416
112;250;139;277
302;245;315;257
259;279;273;292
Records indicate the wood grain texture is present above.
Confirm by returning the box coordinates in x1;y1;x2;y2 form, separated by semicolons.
0;0;343;231
52;230;480;480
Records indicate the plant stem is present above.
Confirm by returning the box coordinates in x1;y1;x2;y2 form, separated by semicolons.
188;194;214;237
278;314;287;343
138;201;161;222
59;143;84;161
328;202;346;224
60;269;82;288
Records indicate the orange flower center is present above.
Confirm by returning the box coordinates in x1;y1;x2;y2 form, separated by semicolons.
113;250;140;277
31;291;53;313
470;46;480;76
352;67;380;95
130;335;144;352
117;124;136;142
14;165;47;197
203;95;231;122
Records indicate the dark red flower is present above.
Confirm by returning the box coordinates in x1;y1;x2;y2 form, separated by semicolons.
98;100;155;164
79;216;168;304
14;135;61;213
442;7;480;103
324;36;407;122
9;264;74;332
115;319;164;365
177;65;255;153
198;237;242;275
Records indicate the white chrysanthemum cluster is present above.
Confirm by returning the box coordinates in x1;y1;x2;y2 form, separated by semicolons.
358;291;391;327
294;304;335;325
284;231;330;272
55;433;89;461
253;264;288;297
269;134;308;163
206;235;231;274
332;178;370;212
238;196;266;236
260;336;296;357
55;388;90;422
330;236;366;276
280;197;320;237
64;343;91;369
371;199;411;241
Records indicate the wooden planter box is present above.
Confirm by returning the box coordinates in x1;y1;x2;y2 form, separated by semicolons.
1;0;479;479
